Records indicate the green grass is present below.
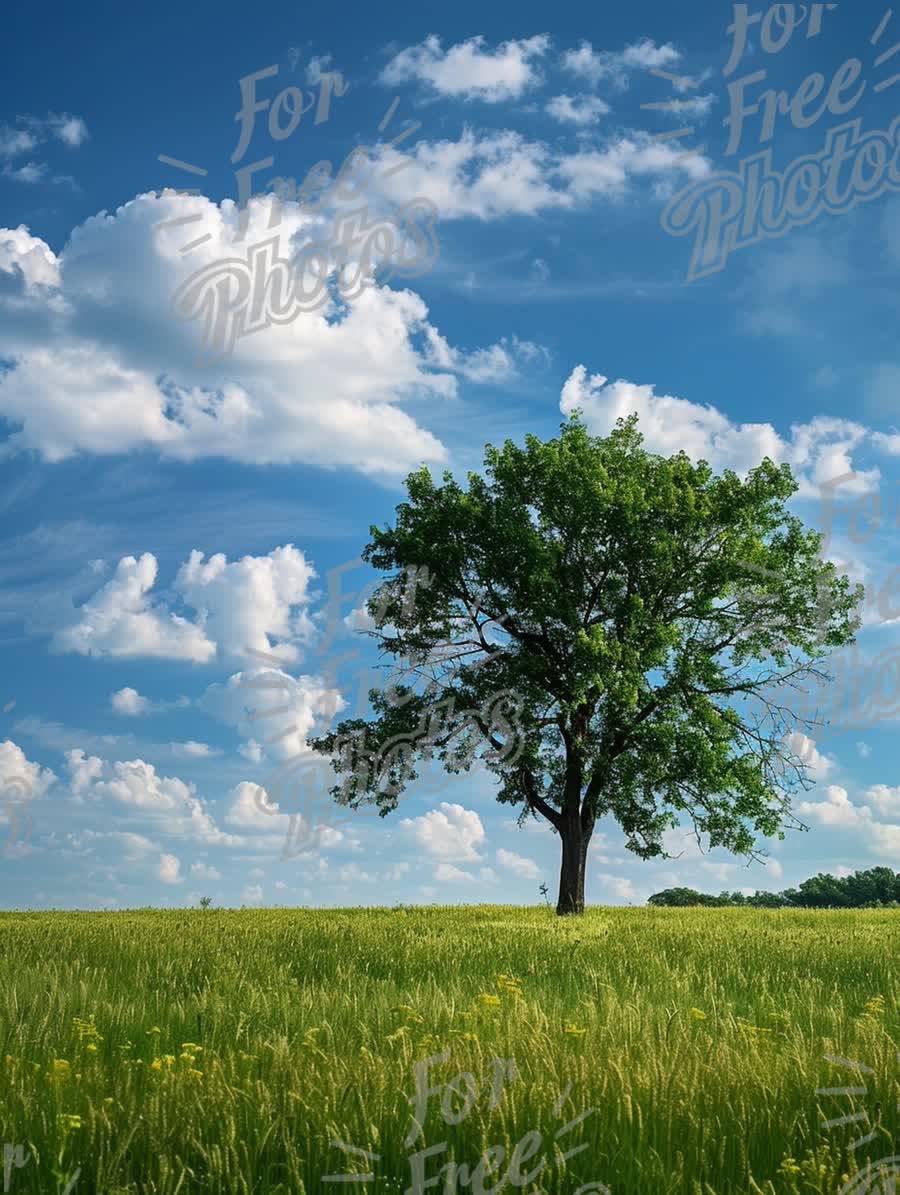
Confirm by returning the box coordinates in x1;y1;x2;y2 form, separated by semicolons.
0;905;898;1193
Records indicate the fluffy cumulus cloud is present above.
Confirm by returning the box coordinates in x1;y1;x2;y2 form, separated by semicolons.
545;95;611;126
496;847;541;879
44;544;326;666
399;801;486;861
111;687;149;715
796;782;900;860
176;545;317;665
49;553;216;662
224;780;346;852
785;732;834;783
374;128;710;221
560;364;883;496
381;34;551;102
0;225;60;289
0;190;496;479
70;754;244;847
202;666;345;762
561;39;680;88
65;748;104;797
0;739;57;801
422;328;546;382
159;853;182;884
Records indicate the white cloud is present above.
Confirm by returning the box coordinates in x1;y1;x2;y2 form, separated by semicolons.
239;739;263;763
202;667;344;762
545;94;610;126
242;883;263;903
47;545;327;667
305;54;345;93
87;757;243;846
175;544;317;664
863;784;900;819
170;741;220;759
857;742;872;759
0;189;478;480
766;859;784;880
496;847;541;879
191;862;222;881
0;225;60;289
601;875;639;902
797;784;867;828
0;740;56;800
0;128;36;158
159;853;182;884
373;128;710;222
784;732;834;783
82;830;156;857
385;862;410;881
111;687;149;715
382;34;550;102
422;328;546;383
225;781;285;830
223;779;346;850
561;39;679;88
400;802;486;861
561;364;881;496
50;553;216;662
700;861;739;883
3;161;48;184
48;114;89;148
435;862;478;883
65;748;103;797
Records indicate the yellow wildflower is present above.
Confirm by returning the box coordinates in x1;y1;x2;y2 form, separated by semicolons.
478;994;501;1007
564;1024;587;1036
689;1008;707;1021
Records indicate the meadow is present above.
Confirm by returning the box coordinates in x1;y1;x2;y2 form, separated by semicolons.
0;905;897;1194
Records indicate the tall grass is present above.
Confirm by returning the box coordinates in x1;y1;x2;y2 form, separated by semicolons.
0;906;897;1193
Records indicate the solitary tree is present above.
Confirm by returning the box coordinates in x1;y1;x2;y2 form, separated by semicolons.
309;413;863;915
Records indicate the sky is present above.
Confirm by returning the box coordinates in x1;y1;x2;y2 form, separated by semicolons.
3;0;900;909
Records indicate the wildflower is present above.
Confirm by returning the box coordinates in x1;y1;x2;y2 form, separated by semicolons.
51;1059;71;1080
103;1097;114;1105
59;1114;81;1131
478;994;501;1007
150;1059;163;1072
564;1024;587;1036
689;1008;707;1021
187;1068;204;1079
863;995;885;1017
85;1044;98;1054
146;1027;162;1036
181;1042;201;1051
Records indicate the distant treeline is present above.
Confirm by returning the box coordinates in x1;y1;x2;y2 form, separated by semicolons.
647;867;900;909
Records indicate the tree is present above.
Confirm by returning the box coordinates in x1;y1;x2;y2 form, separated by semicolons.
309;413;863;915
647;887;724;907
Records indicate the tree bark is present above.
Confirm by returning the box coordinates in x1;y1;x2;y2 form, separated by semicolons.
556;815;591;915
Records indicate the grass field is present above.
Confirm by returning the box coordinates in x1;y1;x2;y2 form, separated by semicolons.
0;905;897;1194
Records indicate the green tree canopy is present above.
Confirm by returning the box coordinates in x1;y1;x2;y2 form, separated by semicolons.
309;412;863;914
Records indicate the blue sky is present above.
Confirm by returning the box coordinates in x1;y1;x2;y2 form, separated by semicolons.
3;0;900;909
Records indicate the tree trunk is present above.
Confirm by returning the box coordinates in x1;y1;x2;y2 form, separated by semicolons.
556;816;591;915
